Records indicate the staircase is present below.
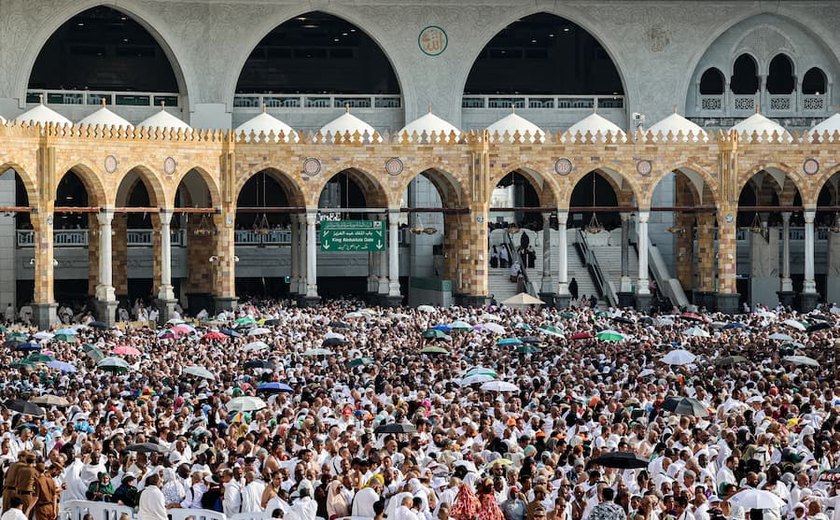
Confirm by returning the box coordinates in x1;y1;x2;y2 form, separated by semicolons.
588;234;639;296
487;229;603;305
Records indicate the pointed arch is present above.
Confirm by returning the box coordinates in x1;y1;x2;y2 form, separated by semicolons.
235;167;305;208
115;165;166;209
20;3;190;105
0;163;37;209
399;167;465;209
174;166;221;209
55;162;107;207
314;165;390;209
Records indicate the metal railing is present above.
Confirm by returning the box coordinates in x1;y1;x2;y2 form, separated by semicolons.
17;229;185;247
735;227;830;241
233;94;402;109
696;91;829;117
234;229;292;245
26;90;179;108
576;229;617;307
462;94;624;110
503;231;536;296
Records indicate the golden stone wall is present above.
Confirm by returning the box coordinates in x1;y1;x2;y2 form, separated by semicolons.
2;123;840;305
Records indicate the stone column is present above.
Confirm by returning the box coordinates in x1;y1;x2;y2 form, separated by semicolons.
827;216;840;305
289;214;299;295
0;173;16;309
213;210;238;313
155;209;177;323
749;216;779;309
297;213;307;293
777;212;794;308
377;213;389;296
619;212;631;291
695;212;717;310
385;209;402;306
800;209;819;311
715;214;740;314
303;209;320;304
539;213;555;304
32;210;57;328
635;211;651;311
94;209;117;325
555;210;570;308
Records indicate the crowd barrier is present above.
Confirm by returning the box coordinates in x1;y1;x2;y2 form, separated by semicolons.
58;500;372;520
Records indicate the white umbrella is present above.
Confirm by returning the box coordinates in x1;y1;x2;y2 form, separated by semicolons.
344;312;364;319
303;348;334;357
480;381;520;392
324;332;346;341
654;317;675;326
248;327;271;336
638;368;656;378
728;489;785;510
458;374;496;386
183;366;215;380
226;396;267;412
360;308;377;317
481;323;506;335
782;355;819;367
769;332;794;342
501;293;544;306
33;332;53;340
480;313;502;322
243;341;270;352
661;349;696;365
417;305;436;314
782;319;806;331
721;398;747;412
682;327;710;338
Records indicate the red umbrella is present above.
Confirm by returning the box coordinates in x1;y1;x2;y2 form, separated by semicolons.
571;332;593;340
203;331;227;341
681;312;703;322
113;346;141;356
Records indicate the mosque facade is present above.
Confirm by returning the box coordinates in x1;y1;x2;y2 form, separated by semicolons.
1;0;840;326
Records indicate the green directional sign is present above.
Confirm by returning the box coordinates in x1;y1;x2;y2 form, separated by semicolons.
321;220;386;252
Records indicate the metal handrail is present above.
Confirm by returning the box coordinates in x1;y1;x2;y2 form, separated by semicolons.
26;89;179;107
461;94;625;110
233;93;402;109
504;231;536;296
576;229;617;306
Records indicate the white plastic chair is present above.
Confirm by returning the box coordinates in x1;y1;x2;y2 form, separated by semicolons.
229;513;272;520
58;500;134;520
169;508;227;520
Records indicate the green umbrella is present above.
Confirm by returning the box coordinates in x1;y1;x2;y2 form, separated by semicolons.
515;345;542;354
596;330;626;342
560;312;576;319
715;355;748;366
465;367;498;378
513;322;532;331
53;334;76;343
496;338;522;346
539;325;564;337
97;356;129;373
348;357;375;368
8;332;27;341
83;345;105;363
0;326;7;333
24;353;54;364
10;360;35;371
421;346;448;355
235;316;257;325
422;329;449;339
596;310;610;317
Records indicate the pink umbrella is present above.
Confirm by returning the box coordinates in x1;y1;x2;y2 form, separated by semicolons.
171;325;194;335
113;346;142;356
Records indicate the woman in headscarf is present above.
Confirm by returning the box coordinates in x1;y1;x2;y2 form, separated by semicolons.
476;477;504;520
450;483;480;520
326;475;353;519
85;472;115;502
352;474;383;518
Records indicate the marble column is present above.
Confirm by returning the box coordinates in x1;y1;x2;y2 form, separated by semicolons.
619;212;632;292
555;210;570;308
94;209;117;325
289;214;299;294
304;209;319;302
377;213;389;295
635;211;651;311
780;212;792;292
800;209;819;311
154;209;177;323
298;214;307;293
539;213;555;303
386;209;401;305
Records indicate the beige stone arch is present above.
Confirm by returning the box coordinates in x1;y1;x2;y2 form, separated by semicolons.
173;166;222;209
55;162;107;207
567;166;637;210
646;162;721;208
0;162;38;209
488;165;560;208
815;170;840;206
311;165;390;209
736;164;805;208
114;165;166;208
398;166;466;209
235;166;306;208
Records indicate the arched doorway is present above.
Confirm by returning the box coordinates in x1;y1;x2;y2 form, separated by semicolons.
463;12;625;131
0;169;32;310
53;170;97;321
28;6;184;118
816;173;840;304
569;170;636;307
175;170;216;314
736;170;804;310
400;169;459;306
233;12;402;130
235;170;297;299
314;169;392;302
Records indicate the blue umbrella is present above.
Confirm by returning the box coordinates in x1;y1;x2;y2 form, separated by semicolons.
432;324;452;333
496;338;523;346
723;322;746;330
55;328;77;336
47;361;76;373
220;328;241;338
15;342;41;352
257;382;293;394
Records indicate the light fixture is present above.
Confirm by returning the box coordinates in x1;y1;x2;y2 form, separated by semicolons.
409;214;438;235
584;173;604;234
666;225;686;235
252;172;271;236
53;259;58;266
209;256;218;263
193;213;216;237
234;256;240;263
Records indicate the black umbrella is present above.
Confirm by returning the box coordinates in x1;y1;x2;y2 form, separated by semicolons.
244;360;276;370
590;451;650;469
265;319;281;327
322;337;346;347
661;397;709;417
639;317;654;326
519;336;543;344
2;399;45;417
125;443;167;453
806;322;831;334
612;316;634;325
4;338;23;347
329;321;350;329
88;321;109;330
373;423;417;435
